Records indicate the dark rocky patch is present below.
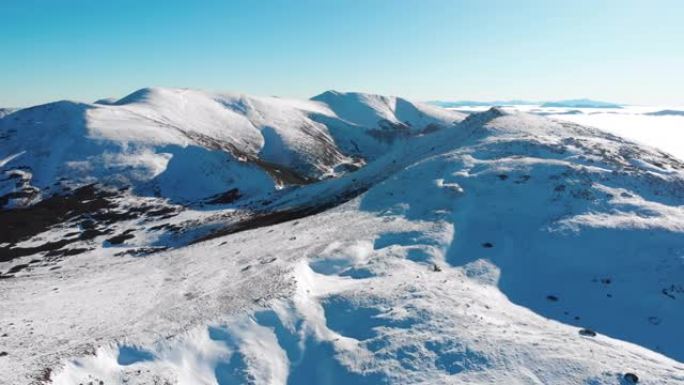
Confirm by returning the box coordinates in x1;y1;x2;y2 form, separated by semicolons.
0;183;182;262
144;206;178;218
1;239;72;262
106;230;135;245
37;367;52;383
206;188;241;204
45;248;91;258
6;264;30;274
78;228;111;240
661;284;683;300
113;247;168;257
420;123;444;135
0;184;116;244
148;223;182;233
182;130;316;185
0;188;40;208
0;185;118;261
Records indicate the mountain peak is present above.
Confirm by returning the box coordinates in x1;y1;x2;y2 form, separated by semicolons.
460;106;508;126
111;87;176;105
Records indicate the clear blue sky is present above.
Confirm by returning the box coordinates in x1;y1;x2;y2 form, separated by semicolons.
1;0;682;107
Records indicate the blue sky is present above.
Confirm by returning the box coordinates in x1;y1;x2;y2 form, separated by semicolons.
1;0;682;107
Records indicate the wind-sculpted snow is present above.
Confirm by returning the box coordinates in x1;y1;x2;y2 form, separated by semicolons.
1;97;684;384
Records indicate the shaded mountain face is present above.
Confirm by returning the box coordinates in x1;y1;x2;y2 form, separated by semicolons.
0;108;17;118
1;91;684;385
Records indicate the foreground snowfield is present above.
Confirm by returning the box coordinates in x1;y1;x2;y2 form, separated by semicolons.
1;90;684;384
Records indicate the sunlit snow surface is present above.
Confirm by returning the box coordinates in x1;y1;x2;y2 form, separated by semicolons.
2;94;684;385
452;105;684;161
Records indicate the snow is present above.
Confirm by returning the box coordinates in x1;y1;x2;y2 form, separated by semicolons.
312;91;460;131
39;200;684;384
1;92;684;384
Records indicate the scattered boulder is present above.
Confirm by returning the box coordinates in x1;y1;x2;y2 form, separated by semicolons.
623;372;639;383
260;257;277;264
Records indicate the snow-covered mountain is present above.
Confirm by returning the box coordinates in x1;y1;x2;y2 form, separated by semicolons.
1;90;683;385
0;87;463;207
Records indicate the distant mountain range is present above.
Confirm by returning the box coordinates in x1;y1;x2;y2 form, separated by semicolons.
428;100;539;108
430;98;623;109
540;99;622;108
645;109;684;116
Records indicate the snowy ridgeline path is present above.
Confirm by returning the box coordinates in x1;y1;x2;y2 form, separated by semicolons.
1;93;684;384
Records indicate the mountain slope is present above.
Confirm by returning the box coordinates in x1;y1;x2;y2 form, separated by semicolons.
1;95;684;384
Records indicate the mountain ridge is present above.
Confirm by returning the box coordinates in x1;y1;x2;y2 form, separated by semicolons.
0;87;465;208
